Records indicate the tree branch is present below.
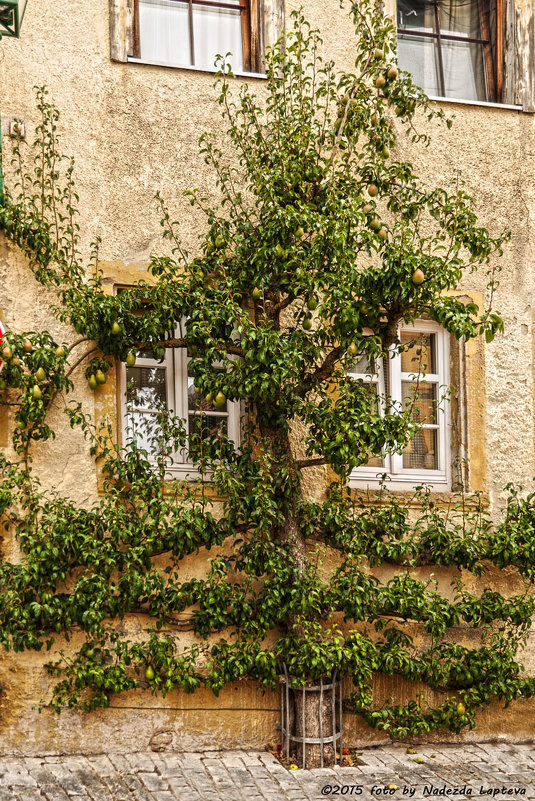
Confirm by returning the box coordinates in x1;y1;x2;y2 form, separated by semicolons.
142;338;245;358
295;457;328;470
298;345;345;397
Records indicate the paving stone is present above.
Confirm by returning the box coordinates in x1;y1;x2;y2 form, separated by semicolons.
107;754;132;773
120;773;155;801
138;771;170;792
1;745;535;801
0;773;37;788
41;788;71;801
100;773;133;800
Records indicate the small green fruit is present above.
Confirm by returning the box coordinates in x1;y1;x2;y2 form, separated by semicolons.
12;357;21;367
373;47;384;59
215;235;226;248
367;184;379;197
395;105;404;117
214;391;226;407
370;113;379;126
387;65;398;80
111;322;121;335
55;346;66;358
369;218;381;232
295;226;305;239
307;296;318;311
23;339;33;353
16;419;25;430
252;287;262;300
378;227;387;241
35;367;46;382
363;203;373;214
348;343;358;356
86;648;94;658
145;665;155;681
375;75;386;89
96;369;107;385
276;244;284;258
32;385;42;400
381;146;390;159
457;701;466;715
205;393;213;404
412;268;425;285
0;378;6;390
126;352;136;367
302;317;312;331
88;375;98;391
2;346;12;360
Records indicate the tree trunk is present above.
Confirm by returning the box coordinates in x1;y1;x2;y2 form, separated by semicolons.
293;682;336;768
257;420;338;768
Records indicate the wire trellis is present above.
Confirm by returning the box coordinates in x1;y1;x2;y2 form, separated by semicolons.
280;663;343;770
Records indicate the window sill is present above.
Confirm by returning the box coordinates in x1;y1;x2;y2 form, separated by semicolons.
428;95;524;112
126;57;267;81
348;486;489;510
97;468;226;499
349;477;450;494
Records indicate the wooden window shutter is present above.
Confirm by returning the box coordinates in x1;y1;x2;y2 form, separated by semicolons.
109;0;137;63
504;0;535;111
260;0;285;69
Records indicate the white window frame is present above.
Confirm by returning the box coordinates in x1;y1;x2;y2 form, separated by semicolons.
120;341;241;480
349;321;451;490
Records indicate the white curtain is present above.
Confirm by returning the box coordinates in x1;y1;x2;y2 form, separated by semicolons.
139;0;243;72
439;0;486;101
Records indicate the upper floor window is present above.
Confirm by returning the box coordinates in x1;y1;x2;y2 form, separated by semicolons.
350;322;451;488
133;0;258;73
397;0;504;103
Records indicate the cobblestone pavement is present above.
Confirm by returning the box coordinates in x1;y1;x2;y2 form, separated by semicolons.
1;743;534;801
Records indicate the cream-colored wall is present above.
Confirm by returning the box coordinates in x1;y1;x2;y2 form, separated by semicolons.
1;0;535;754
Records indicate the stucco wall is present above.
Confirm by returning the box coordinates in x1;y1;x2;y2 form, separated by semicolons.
1;0;535;754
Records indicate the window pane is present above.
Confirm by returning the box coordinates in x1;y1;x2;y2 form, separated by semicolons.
398;0;435;31
126;366;167;410
400;332;436;374
126;411;165;455
358;383;383;468
348;354;376;376
397;34;441;97
188;378;228;413
189;413;228;442
438;0;483;39
402;381;437;425
192;3;243;72
139;0;191;66
403;428;438;470
441;40;486;101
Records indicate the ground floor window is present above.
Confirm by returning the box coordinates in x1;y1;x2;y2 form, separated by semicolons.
349;321;450;487
121;341;240;476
